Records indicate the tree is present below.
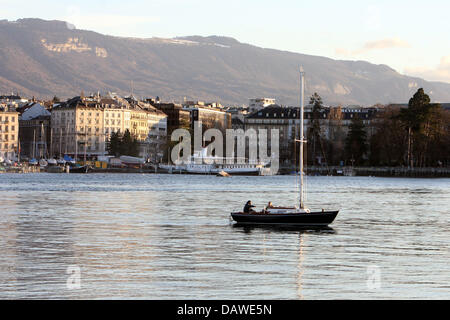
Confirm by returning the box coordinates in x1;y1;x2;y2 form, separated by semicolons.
106;129;140;157
121;129;140;157
307;92;328;165
400;88;430;167
369;106;406;166
396;88;447;167
414;103;447;166
345;117;368;165
107;131;122;156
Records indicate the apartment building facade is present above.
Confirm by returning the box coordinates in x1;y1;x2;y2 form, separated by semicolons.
0;107;19;160
51;95;167;160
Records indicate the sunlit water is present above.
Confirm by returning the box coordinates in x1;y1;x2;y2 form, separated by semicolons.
0;173;449;299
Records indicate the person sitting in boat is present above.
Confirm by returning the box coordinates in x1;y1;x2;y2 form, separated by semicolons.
243;200;256;213
262;201;274;213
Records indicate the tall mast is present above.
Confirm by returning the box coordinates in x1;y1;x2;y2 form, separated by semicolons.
59;129;62;159
50;127;53;158
75;128;78;161
299;67;305;209
33;129;36;159
84;124;87;164
40;122;44;159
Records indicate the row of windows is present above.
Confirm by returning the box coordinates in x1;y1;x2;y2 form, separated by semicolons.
54;119;75;124
105;128;121;134
54;111;74;117
0;134;15;141
105;112;121;118
55;111;110;118
0;125;15;132
131;114;148;120
0;116;16;122
80;119;100;124
55;137;100;144
105;119;121;125
0;143;16;149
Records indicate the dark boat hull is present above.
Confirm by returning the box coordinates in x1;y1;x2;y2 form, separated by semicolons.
68;165;91;173
231;210;339;226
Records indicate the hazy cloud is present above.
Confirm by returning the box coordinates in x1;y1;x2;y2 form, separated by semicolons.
405;55;450;83
64;6;160;35
363;38;411;50
335;38;411;57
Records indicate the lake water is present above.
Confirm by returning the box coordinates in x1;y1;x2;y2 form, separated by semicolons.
0;173;449;299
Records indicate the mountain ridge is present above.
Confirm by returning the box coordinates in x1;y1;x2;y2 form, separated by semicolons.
1;18;450;106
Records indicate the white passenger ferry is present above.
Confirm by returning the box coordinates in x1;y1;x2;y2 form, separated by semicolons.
186;148;268;175
161;148;270;175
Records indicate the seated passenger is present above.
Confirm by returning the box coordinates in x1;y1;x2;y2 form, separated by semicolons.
243;200;256;213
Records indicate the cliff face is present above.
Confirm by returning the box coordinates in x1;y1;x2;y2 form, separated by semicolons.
1;18;450;105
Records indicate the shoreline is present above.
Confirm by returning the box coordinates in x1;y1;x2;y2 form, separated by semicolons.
302;166;450;178
1;165;450;178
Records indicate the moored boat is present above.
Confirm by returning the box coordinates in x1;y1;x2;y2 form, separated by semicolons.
47;158;58;166
67;163;91;173
39;159;48;168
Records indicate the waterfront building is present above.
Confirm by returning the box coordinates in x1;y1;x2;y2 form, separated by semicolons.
328;105;379;137
231;117;245;130
140;104;168;163
51;94;168;160
0;106;19;160
51;96;104;159
183;103;232;134
244;105;311;164
102;97;128;137
151;101;190;135
248;98;276;113
226;105;249;129
244;104;379;165
18;102;51;159
124;96;168;161
0;94;29;110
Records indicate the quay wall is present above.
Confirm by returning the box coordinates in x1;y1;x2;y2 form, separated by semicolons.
304;166;450;178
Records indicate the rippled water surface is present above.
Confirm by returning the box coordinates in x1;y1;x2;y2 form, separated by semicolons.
0;173;449;299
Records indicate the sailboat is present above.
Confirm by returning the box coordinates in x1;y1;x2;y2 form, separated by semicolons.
230;68;339;226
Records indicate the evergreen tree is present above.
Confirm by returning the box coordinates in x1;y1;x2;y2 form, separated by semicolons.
107;131;122;157
397;88;436;167
121;129;140;157
369;107;406;166
106;129;140;157
307;93;325;165
344;117;367;165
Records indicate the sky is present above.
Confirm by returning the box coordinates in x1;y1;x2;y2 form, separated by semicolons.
2;0;450;83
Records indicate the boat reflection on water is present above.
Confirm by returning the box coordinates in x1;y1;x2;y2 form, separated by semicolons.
231;222;335;300
231;223;336;234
